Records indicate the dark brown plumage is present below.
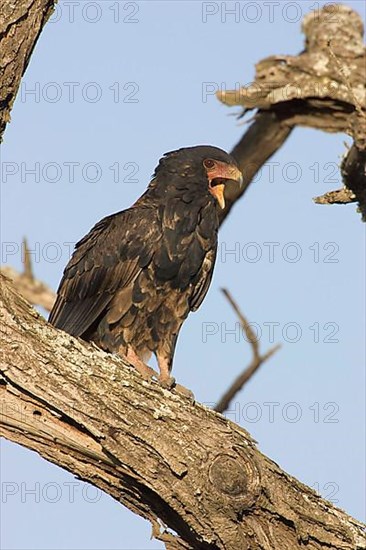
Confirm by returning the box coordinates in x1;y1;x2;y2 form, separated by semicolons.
49;146;242;385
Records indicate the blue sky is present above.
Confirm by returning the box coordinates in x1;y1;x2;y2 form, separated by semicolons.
1;1;365;548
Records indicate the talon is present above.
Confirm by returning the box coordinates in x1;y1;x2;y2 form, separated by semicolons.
159;375;176;389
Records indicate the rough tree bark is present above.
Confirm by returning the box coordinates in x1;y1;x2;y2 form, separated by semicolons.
0;0;56;141
1;2;365;549
219;3;366;222
1;277;366;550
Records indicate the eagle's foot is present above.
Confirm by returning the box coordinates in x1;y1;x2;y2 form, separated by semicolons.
138;363;158;381
159;372;195;402
159;374;176;389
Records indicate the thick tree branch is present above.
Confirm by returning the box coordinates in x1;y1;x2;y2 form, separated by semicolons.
1;274;365;550
0;251;282;416
220;4;366;220
0;0;57;141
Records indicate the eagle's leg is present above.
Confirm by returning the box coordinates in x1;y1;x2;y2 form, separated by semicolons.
157;355;194;400
156;355;176;389
155;353;193;401
126;347;158;381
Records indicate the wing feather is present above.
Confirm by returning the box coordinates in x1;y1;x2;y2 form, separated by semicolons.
189;247;216;311
49;207;159;336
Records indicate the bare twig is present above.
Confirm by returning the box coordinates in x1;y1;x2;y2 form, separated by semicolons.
313;187;356;205
0;238;55;311
22;237;34;280
215;289;280;414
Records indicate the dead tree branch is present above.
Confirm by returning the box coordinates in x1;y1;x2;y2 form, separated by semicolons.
0;238;56;311
1;2;365;549
214;289;280;414
1;274;365;550
220;4;366;221
0;0;57;141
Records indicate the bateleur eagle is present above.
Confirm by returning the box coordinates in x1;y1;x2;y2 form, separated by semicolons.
49;146;242;386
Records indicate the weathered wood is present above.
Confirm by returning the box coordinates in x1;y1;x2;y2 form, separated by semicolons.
1;274;365;549
0;0;56;141
1;1;365;548
220;4;366;220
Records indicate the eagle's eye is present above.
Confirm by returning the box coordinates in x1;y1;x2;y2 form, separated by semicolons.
203;159;215;170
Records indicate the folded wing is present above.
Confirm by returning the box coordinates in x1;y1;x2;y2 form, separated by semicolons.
49;207;159;337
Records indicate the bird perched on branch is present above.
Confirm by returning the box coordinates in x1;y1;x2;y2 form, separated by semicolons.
49;146;242;387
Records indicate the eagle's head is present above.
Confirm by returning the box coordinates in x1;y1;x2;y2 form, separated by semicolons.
151;145;243;210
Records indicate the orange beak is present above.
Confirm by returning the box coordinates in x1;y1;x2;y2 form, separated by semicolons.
206;161;243;209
